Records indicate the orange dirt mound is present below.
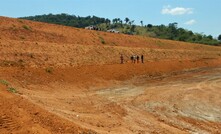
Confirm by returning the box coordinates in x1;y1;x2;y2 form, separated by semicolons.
1;16;221;133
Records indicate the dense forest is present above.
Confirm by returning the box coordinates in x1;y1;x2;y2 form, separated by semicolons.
20;13;221;46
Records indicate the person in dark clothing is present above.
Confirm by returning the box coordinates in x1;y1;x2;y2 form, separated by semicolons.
120;54;124;64
130;56;134;63
141;55;144;63
137;55;140;63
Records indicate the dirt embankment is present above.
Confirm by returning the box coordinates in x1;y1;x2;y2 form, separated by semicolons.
1;16;221;68
2;63;221;134
1;16;221;133
0;84;96;134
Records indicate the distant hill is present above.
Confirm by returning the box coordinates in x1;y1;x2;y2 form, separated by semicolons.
20;13;220;46
20;13;109;28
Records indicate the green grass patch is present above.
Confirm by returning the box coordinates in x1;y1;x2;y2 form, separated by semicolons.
22;25;31;30
156;41;164;47
99;36;106;44
0;80;18;93
0;79;9;86
7;87;17;93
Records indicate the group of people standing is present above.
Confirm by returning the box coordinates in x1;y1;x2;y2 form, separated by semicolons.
120;54;144;64
131;55;144;63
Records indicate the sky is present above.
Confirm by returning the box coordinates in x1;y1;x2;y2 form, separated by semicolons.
0;0;220;37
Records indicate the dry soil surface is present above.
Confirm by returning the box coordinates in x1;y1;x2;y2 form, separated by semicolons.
1;16;221;133
1;64;221;134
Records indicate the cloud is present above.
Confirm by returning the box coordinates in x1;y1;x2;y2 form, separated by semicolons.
184;19;196;25
162;5;193;15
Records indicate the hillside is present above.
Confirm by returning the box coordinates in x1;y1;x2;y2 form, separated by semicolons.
1;16;221;67
1;16;221;133
20;14;221;45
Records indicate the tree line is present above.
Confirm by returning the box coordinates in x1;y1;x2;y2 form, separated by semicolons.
20;13;221;46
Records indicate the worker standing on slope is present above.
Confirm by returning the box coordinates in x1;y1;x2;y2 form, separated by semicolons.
141;55;144;63
120;54;124;64
130;56;134;63
137;55;140;63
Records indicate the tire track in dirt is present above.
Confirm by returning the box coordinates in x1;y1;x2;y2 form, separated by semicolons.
0;115;20;131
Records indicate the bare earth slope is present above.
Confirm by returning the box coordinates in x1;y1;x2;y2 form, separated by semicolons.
0;16;221;133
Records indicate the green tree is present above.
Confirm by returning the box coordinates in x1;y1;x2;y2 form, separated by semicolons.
207;35;213;40
195;33;203;41
131;25;136;32
218;34;221;41
168;22;178;29
20;14;220;46
119;20;123;24
147;24;153;28
117;18;121;23
112;18;117;24
140;20;143;26
124;17;130;24
128;20;134;26
105;19;111;24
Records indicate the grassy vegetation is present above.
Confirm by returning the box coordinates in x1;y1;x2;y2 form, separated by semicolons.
0;79;18;93
0;79;9;86
7;87;17;93
22;25;31;30
99;36;106;44
18;19;24;23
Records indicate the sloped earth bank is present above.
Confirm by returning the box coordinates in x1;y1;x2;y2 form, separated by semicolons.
1;16;221;133
1;58;221;134
0;84;95;134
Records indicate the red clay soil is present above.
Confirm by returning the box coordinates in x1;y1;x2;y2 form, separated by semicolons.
1;16;221;133
0;84;96;134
